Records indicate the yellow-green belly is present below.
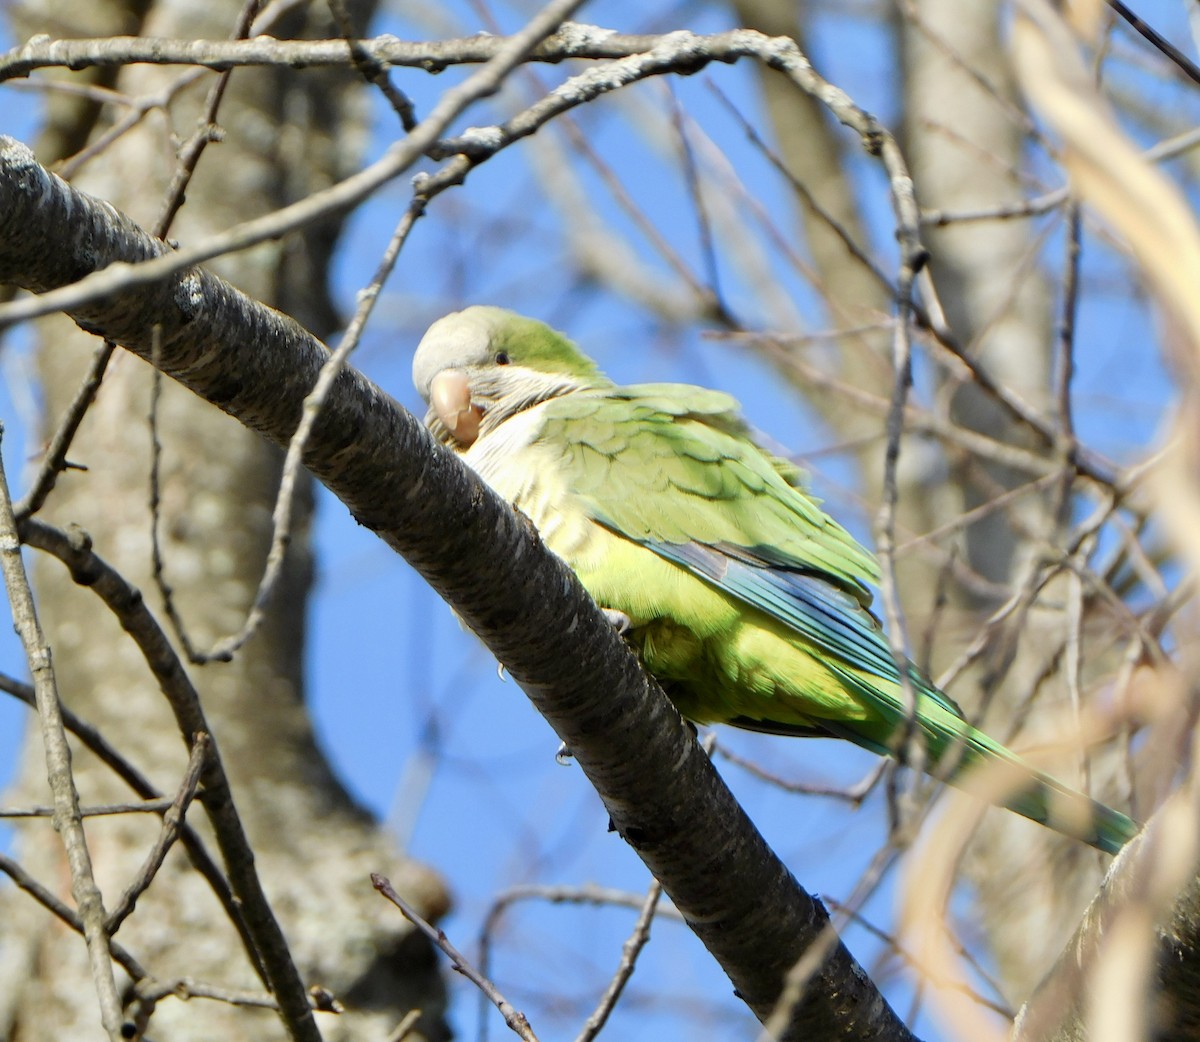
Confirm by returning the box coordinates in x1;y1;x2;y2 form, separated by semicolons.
570;529;877;731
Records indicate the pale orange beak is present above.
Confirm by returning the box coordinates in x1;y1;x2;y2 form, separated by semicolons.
430;369;484;446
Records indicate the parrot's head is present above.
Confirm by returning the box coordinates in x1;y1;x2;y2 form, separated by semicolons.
413;306;609;448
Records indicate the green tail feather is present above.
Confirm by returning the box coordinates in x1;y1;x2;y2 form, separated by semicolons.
1002;769;1136;856
642;538;1139;853
821;664;1138;855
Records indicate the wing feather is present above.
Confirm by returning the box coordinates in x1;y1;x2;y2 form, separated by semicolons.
542;384;879;603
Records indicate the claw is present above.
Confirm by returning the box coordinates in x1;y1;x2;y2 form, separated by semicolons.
601;608;632;635
555;741;574;766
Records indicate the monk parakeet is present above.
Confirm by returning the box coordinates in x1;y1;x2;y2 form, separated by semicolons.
412;305;1137;854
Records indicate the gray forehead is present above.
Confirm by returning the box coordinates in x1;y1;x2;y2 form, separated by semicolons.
411;311;495;400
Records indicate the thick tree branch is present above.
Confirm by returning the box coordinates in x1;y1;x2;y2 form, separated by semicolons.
0;136;914;1042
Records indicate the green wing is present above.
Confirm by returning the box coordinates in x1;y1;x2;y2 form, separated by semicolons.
541;383;968;716
543;382;880;605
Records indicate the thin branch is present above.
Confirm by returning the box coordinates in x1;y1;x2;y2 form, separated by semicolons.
0;797;175;817
873;196;927;803
0;851;146;981
483;883;688;927
573;880;663;1042
327;0;417;130
57;69;208;182
0;426;124;1040
148;325;202;659
0;26;667;80
191;199;424;662
714;739;885;805
706;78;892;300
373;873;540;1042
13;340;115;520
19;518;312;1038
131;976;286;1011
668;85;728;320
824;897;1013;1018
0;667;261;973
105;733;210;934
1106;0;1200;88
155;0;264;234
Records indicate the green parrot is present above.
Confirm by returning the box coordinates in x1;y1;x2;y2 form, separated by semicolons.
412;305;1137;855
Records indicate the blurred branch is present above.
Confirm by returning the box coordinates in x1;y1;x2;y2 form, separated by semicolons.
374;873;541;1042
574;880;662;1042
1012;795;1200;1041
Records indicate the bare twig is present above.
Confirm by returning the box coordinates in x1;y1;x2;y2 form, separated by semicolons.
105;733;210;933
13;340;115;520
56;70;208;181
824;896;1013;1018
373;873;539;1042
0;26;665;80
574;879;662;1042
874;199;927;803
759;839;909;1042
483;883;687;926
668;85;727;320
714;739;885;805
131;976;284;1011
0;851;147;980
0;667;258;968
0;426;124;1040
0;797;175;817
327;0;417;130
192;199;423;662
18;519;311;1038
156;0;264;234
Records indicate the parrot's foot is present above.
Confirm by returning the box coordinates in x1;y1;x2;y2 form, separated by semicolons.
555;741;574;766
601;608;632;635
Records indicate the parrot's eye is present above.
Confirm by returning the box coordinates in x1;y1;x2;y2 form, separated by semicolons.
495;351;511;365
